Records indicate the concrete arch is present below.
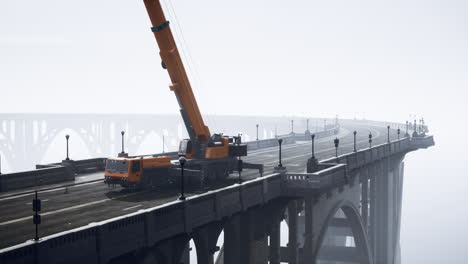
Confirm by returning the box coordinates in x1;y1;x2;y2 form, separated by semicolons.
314;200;373;264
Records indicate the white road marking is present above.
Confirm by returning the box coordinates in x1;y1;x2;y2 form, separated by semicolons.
0;181;102;202
122;205;142;211
0;192;141;226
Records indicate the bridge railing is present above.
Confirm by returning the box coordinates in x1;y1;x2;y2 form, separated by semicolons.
0;173;283;264
245;125;339;151
282;135;434;196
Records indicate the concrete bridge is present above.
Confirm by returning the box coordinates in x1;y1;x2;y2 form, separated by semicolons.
0;118;434;264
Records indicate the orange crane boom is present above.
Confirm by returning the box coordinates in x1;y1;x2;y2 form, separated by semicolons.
143;0;210;149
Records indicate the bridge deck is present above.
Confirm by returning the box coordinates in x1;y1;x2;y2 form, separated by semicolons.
0;123;390;249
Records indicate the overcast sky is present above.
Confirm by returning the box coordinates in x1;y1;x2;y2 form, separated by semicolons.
1;0;467;262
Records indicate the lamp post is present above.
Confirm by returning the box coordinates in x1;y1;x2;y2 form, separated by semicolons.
405;121;409;136
256;124;259;141
311;134;315;158
306;119;310;132
178;157;186;201
397;128;401;140
353;131;357;152
278;139;283;167
334;138;339;157
162;135;165;153
291;120;294;134
387;125;390;143
369;133;373;148
65;135;70;160
121;131;125;154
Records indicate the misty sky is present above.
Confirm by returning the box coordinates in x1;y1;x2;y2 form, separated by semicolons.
1;0;468;263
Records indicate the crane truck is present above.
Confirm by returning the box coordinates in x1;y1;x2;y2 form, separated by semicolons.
104;0;262;189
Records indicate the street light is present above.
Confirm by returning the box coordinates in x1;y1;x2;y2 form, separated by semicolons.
334;138;339;157
306;119;310;132
311;134;316;158
278;139;283;167
291;120;294;134
353;131;357;152
256;124;259;141
65;135;70;160
369;133;373;148
397;128;401;140
121;131;125;154
178;157;186;201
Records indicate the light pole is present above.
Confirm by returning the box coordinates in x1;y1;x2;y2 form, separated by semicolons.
120;131;125;154
334;138;339;157
278;139;283;167
311;134;316;159
162;135;165;153
291;120;294;134
179;157;186;201
306;119;310;132
353;131;357;152
65;135;70;160
387;125;390;143
0;153;2;175
369;133;373;148
256;124;259;141
397;128;401;140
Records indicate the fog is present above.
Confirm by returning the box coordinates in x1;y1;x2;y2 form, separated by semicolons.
1;0;467;262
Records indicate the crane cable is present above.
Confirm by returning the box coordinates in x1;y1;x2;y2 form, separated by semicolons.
161;0;218;134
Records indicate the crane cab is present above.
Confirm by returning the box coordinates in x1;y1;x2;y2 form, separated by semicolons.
104;156;171;188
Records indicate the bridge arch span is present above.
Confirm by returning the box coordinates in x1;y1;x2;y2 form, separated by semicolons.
40;128;92;164
314;199;373;264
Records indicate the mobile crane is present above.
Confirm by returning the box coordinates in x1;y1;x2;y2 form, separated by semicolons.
104;0;262;189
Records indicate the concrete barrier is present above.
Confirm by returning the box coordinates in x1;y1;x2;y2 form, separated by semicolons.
0;166;74;192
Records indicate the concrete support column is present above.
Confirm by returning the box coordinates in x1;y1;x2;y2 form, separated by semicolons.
302;198;316;263
361;169;369;232
269;219;281;264
288;201;299;264
375;158;393;264
369;163;377;260
224;215;242;264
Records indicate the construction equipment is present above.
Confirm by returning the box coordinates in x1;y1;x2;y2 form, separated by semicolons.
104;0;262;189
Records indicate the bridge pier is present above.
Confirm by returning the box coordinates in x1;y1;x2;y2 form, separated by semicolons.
287;200;300;264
